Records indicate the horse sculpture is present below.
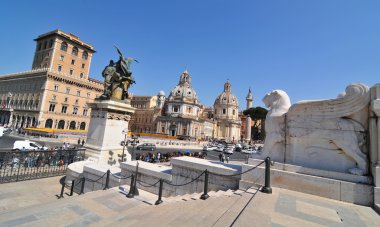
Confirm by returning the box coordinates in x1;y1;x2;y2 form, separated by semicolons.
262;84;370;175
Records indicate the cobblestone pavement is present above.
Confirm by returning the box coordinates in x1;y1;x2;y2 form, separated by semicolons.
0;176;378;226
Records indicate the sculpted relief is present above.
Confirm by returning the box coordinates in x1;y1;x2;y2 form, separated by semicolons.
263;84;370;176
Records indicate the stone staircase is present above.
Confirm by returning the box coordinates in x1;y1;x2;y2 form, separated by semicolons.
0;184;258;227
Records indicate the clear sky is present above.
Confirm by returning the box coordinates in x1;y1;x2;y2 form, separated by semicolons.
0;0;379;109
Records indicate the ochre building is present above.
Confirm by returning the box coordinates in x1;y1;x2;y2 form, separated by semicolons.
0;30;103;130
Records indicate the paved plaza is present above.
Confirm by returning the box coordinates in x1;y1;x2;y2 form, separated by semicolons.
0;177;378;226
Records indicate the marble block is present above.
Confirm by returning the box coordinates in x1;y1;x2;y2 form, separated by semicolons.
85;99;135;166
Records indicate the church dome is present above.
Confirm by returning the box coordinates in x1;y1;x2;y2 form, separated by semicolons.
158;90;165;96
214;80;239;107
168;70;199;104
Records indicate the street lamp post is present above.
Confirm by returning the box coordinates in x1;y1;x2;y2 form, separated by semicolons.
121;128;128;162
132;137;137;161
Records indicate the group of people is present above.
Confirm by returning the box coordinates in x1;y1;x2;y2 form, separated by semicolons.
218;153;230;163
136;151;207;163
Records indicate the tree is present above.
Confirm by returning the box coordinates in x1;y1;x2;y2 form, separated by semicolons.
243;106;268;141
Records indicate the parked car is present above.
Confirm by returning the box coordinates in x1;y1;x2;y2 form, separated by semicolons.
12;140;48;151
203;145;217;151
242;148;257;154
214;145;225;152
136;143;156;151
223;147;234;154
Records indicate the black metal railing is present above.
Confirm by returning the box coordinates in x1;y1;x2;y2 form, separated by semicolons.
0;149;85;184
60;157;273;204
127;157;271;205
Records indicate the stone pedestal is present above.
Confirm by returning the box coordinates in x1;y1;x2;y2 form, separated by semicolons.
84;99;135;166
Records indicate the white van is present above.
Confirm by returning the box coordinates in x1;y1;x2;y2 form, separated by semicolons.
12;140;48;151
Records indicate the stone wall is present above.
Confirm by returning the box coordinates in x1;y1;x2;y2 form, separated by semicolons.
240;159;373;206
120;157;242;197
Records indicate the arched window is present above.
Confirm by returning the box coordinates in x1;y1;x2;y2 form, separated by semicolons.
82;51;88;60
58;120;65;129
72;46;78;56
69;121;76;129
80;122;86;130
61;42;68;51
45;119;53;128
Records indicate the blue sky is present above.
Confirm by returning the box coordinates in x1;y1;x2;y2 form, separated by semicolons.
0;0;379;109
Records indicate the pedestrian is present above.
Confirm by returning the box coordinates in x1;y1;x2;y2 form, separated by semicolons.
221;153;225;163
81;139;85;146
77;138;81;146
63;142;67;150
226;155;230;163
219;153;222;162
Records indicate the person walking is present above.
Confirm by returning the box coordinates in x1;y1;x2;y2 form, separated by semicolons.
221;153;225;163
226;155;230;163
81;139;85;146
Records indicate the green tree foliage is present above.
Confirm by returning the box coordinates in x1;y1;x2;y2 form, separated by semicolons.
243;106;268;140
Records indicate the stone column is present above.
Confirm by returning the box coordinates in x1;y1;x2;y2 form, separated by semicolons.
245;88;253;142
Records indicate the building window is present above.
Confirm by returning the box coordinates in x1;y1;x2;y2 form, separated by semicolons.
71;59;75;65
233;109;235;115
82;51;88;60
64;97;68;102
58;120;65;129
75;99;79;105
173;106;179;113
59;55;64;61
69;69;73;75
77;91;80;96
80;122;86;130
37;42;42;51
52;95;56;100
35;101;39;109
80;73;84;78
69;121;76;129
215;109;217;115
48;104;55;112
73;107;78;115
61;106;67;113
61;42;68;51
49;39;53;48
161;127;165;133
43;41;47;49
45;119;53;128
54;85;59;92
86;92;90;99
66;88;70;94
58;65;62;72
81;63;85;69
223;109;226;114
83;109;88;116
72;46;78;56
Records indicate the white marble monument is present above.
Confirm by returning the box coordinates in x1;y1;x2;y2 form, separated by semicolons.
85;99;135;165
262;83;370;176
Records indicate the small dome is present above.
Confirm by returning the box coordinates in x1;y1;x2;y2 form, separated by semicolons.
158;90;165;96
168;70;199;103
214;80;239;107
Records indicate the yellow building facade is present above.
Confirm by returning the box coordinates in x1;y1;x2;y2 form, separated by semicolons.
0;30;103;131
